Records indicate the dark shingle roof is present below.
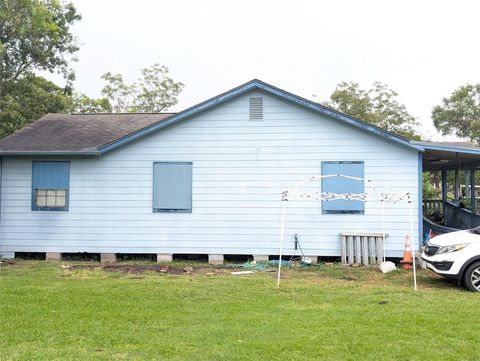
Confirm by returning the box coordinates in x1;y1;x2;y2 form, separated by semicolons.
0;113;175;154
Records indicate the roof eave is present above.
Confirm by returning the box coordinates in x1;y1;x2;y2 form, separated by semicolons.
0;150;99;156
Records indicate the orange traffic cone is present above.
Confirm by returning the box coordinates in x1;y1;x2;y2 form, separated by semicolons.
400;234;413;270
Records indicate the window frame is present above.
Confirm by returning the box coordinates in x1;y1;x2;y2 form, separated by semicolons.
31;161;70;212
321;161;365;215
152;161;193;213
34;189;67;208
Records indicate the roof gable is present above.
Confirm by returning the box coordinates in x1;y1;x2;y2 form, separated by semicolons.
97;79;422;154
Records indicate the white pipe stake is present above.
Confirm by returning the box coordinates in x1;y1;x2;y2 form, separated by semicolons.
409;199;418;291
382;197;386;263
277;202;287;287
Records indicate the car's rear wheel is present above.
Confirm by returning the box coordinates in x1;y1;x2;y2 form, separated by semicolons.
463;261;480;292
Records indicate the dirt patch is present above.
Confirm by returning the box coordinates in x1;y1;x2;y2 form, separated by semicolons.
0;259;16;267
69;263;232;275
339;275;359;281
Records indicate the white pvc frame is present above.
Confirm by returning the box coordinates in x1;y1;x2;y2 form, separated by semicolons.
277;174;418;291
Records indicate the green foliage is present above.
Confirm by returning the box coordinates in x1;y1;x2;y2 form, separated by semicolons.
0;0;81;85
72;64;185;113
0;0;81;138
99;72;136;112
2;261;480;360
134;64;184;112
423;172;441;199
432;84;480;145
0;75;71;138
70;92;111;113
324;81;421;140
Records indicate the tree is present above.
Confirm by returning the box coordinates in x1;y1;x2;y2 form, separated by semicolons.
0;75;72;138
432;84;480;145
0;0;81;138
134;64;184;112
98;72;134;113
324;81;421;140
0;0;81;87
72;64;184;114
70;93;111;113
423;172;441;200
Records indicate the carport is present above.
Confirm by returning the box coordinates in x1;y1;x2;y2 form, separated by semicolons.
416;141;480;231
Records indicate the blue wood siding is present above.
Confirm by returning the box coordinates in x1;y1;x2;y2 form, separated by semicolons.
0;91;420;258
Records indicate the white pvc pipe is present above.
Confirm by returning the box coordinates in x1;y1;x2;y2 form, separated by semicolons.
381;197;386;262
286;174;403;202
277;202;287;287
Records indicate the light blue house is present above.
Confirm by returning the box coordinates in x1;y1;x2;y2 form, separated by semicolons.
0;80;479;263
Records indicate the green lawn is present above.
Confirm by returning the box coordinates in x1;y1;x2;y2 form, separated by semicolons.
1;261;479;361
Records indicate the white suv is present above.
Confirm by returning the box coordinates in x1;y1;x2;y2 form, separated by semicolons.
422;226;480;292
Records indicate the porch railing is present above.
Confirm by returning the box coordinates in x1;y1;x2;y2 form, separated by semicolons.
423;217;457;236
423;199;443;216
423;199;480;230
445;201;480;230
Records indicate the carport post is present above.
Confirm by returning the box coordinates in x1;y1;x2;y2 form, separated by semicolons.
471;168;476;214
465;169;471;200
441;169;447;220
454;169;460;201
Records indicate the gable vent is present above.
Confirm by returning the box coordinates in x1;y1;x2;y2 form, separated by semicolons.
249;97;263;120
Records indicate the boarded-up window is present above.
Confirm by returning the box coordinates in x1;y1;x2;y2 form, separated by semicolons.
32;161;70;211
153;162;192;212
321;161;364;214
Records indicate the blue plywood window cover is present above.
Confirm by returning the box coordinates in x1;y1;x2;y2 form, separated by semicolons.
31;161;70;211
153;162;192;213
322;161;364;214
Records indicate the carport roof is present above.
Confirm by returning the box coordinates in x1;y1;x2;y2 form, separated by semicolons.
413;141;480;171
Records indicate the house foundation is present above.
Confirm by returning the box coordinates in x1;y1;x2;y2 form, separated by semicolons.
157;253;173;262
46;252;62;261
304;256;318;263
208;254;224;265
253;255;269;263
100;253;117;263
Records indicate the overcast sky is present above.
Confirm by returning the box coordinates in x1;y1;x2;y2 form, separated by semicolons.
58;0;480;141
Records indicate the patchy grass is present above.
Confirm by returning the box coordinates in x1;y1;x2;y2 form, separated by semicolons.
1;261;479;361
